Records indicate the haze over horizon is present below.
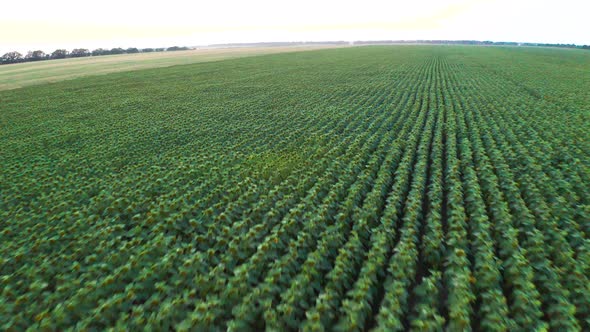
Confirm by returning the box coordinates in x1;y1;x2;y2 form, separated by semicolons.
1;0;588;54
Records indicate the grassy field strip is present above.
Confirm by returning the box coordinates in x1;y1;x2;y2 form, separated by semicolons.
0;45;344;91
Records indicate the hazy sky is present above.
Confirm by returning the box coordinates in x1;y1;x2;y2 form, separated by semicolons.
1;0;588;53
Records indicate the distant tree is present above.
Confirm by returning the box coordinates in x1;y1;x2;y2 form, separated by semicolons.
70;48;90;57
141;48;154;52
166;46;190;51
92;48;108;56
154;48;165;52
1;51;23;64
25;50;46;61
110;47;125;55
126;47;139;54
51;49;69;59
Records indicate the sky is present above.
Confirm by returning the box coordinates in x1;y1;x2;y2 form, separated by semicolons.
1;0;588;54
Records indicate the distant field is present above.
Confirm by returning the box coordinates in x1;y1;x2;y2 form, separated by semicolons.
0;45;340;90
1;46;589;330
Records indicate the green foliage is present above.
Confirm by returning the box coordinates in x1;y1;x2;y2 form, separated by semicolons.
1;45;589;330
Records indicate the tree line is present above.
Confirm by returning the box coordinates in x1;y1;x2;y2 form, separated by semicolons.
352;40;590;50
0;46;191;65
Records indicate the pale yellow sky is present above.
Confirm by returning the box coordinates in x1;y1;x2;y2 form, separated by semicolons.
1;0;588;53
